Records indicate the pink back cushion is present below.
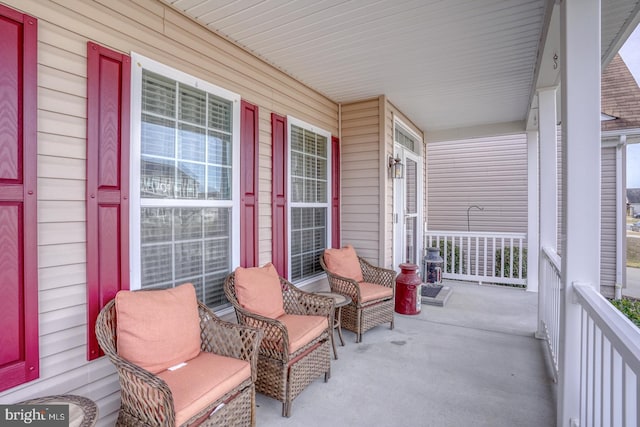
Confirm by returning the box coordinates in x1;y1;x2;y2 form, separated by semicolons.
115;283;202;374
235;263;286;319
323;245;364;282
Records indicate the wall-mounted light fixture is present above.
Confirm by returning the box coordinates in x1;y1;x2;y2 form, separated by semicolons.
389;156;404;179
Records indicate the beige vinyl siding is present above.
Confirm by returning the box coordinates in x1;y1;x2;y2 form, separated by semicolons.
601;146;617;298
340;96;424;270
341;98;382;264
427;133;528;234
0;0;337;424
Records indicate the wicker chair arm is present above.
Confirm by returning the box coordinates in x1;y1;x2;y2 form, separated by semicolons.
95;302;175;426
359;257;397;290
198;304;263;381
233;305;290;362
295;290;334;317
280;285;334;333
279;278;334;317
323;270;361;304
116;362;176;426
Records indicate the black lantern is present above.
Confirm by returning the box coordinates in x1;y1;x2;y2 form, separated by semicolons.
388;156;404;179
421;247;444;285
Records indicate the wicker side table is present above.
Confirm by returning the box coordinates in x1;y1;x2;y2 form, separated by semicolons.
314;291;352;359
19;394;98;427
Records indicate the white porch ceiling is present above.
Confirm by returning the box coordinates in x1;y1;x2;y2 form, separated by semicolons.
162;0;640;136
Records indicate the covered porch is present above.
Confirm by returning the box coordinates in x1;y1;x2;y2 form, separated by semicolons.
254;280;555;426
1;0;640;425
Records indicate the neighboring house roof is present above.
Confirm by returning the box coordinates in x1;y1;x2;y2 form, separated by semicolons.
601;54;640;131
627;188;640;204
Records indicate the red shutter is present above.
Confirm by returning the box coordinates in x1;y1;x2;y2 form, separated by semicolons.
240;101;259;268
0;4;38;392
271;113;288;277
331;136;341;248
86;42;131;360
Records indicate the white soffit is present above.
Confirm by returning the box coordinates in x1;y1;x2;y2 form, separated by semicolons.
163;0;640;135
602;0;640;67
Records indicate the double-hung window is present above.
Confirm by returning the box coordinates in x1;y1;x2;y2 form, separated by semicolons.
131;54;240;309
288;117;332;282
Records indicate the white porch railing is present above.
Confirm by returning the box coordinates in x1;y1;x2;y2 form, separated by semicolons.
424;231;527;286
573;283;640;426
539;246;640;425
540;245;561;380
574;285;640;427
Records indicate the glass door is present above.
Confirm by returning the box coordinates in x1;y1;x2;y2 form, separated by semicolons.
393;148;423;267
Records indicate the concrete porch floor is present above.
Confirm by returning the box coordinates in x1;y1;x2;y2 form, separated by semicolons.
256;281;556;427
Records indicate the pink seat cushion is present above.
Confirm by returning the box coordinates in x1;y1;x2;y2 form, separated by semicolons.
115;283;201;374
358;281;393;303
277;314;328;354
157;352;251;426
323;245;364;282
235;263;286;319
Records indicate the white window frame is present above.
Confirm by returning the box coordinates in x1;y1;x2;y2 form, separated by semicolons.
129;53;241;291
287;116;332;284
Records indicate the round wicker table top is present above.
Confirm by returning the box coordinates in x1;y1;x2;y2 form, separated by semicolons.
18;394;98;427
314;291;352;307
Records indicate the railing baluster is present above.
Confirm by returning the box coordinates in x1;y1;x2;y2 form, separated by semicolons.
475;237;479;277
509;237;514;278
483;238;487;277
622;365;627;427
610;344;615;427
612;351;621;427
586;310;591;427
467;236;473;275
635;373;640;427
601;338;610;427
591;318;597;426
492;237;496;278
518;238;523;279
458;236;463;275
444;237;448;274
596;325;602;426
500;238;505;278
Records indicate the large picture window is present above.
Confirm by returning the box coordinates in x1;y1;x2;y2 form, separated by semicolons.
288;118;331;282
131;55;240;309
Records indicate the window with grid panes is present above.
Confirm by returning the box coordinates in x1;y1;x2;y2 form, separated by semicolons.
289;120;331;282
132;56;240;310
395;125;416;152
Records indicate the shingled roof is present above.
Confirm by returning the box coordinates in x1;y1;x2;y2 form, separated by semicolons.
628;188;640;204
601;54;640;131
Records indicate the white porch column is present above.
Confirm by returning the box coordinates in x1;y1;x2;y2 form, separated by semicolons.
527;130;539;293
558;0;601;426
537;88;557;338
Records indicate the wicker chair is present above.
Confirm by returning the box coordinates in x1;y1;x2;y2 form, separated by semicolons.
96;297;262;427
224;271;333;417
320;251;396;343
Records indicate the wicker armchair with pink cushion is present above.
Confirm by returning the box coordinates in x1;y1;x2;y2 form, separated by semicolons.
320;245;396;343
95;283;262;427
224;263;333;417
